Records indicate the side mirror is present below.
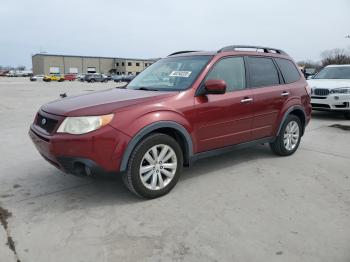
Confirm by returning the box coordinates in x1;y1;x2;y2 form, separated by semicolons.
204;79;227;95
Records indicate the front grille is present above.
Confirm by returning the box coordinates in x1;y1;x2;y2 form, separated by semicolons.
314;88;330;96
36;113;58;134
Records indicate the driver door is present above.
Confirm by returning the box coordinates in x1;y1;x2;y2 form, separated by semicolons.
194;57;254;152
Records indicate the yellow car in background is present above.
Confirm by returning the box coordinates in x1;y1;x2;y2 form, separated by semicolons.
43;74;64;82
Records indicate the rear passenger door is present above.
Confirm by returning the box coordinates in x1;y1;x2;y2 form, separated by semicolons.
246;56;287;140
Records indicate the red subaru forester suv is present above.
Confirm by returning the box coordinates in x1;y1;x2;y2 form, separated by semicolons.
29;45;311;198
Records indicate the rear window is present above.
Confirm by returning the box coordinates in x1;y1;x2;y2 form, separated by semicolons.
246;57;280;88
275;58;300;84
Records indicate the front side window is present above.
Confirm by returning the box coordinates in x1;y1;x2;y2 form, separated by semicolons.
247;57;280;88
313;66;350;79
127;55;212;91
275;58;300;84
205;57;246;91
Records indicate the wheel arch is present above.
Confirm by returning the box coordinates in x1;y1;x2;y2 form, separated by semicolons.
277;105;307;136
119;121;193;172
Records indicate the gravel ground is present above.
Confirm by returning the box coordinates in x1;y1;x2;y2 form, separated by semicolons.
0;77;349;262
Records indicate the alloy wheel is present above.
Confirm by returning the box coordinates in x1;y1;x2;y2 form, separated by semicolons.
139;144;177;190
283;120;300;151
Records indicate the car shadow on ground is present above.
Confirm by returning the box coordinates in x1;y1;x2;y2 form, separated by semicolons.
26;144;277;208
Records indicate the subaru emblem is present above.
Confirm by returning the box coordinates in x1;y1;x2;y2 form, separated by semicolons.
41;118;47;125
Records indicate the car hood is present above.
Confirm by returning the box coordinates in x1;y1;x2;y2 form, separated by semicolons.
307;79;350;89
41;88;177;116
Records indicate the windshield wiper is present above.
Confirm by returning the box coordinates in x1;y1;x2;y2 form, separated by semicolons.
135;87;159;91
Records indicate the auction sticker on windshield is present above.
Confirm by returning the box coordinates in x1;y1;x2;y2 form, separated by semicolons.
169;71;192;77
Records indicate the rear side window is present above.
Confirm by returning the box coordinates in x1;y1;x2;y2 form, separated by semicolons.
205;57;245;92
246;57;280;88
275;58;300;84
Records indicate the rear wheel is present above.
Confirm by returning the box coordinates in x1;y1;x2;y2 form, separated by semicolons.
90;79;95;83
270;115;302;156
122;133;183;199
344;111;350;120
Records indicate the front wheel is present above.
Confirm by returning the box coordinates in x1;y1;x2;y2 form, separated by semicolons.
122;133;183;199
270;115;302;156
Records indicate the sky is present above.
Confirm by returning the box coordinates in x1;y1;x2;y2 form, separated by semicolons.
0;0;349;68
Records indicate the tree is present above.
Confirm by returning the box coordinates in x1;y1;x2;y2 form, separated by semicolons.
297;60;322;70
320;48;350;66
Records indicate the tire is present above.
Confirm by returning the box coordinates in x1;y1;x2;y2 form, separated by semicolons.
90;79;95;83
344;111;350;120
122;133;183;199
270;115;302;156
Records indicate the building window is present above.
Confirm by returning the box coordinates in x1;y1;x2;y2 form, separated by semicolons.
128;62;132;66
116;62;119;67
145;63;148;67
122;62;125;66
136;63;140;66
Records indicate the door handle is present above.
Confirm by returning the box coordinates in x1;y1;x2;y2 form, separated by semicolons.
281;91;290;97
241;97;253;103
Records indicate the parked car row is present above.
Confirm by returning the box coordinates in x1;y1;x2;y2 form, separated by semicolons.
3;70;33;77
29;73;135;83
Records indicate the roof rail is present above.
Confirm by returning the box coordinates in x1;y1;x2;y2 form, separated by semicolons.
168;51;200;56
218;45;287;55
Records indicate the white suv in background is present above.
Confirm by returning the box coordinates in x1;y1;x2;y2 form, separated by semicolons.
308;64;350;119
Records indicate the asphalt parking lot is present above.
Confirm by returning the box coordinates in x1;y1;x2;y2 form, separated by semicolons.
0;77;349;262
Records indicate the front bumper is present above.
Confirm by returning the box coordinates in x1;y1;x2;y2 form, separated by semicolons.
311;94;350;111
29;124;131;175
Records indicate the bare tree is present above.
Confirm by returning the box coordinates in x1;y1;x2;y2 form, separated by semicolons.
321;48;350;66
297;60;322;70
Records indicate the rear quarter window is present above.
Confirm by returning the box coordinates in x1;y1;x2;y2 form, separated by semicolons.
275;58;301;84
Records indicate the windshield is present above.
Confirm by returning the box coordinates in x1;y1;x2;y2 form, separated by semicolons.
314;66;350;79
127;55;212;91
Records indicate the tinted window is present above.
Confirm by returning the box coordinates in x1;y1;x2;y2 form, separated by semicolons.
275;58;300;83
247;57;280;88
205;57;245;92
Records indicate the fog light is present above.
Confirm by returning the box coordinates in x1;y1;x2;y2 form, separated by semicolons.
334;96;339;100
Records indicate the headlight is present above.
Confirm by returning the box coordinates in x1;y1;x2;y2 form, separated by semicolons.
330;87;350;94
57;114;114;134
